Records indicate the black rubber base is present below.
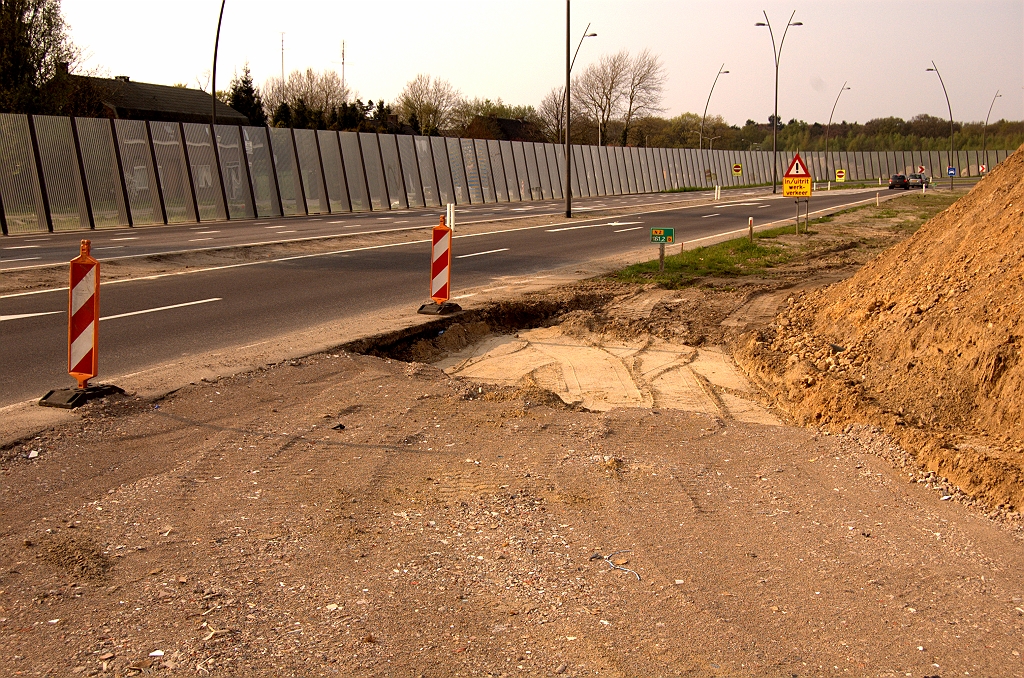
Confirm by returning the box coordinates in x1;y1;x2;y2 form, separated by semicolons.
39;384;124;409
417;301;462;315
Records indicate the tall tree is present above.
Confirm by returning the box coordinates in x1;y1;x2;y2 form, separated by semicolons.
575;50;629;145
262;67;349;123
619;49;666;146
396;73;461;135
0;0;79;113
227;63;266;126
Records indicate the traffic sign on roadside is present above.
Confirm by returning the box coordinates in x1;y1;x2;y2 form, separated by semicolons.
835;169;846;182
651;228;675;244
917;165;926;173
732;163;742;177
782;153;812;197
947;166;956;177
980;164;987;173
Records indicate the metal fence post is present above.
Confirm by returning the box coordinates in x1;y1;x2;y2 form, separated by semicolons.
27;115;54;232
313;129;331;213
179;122;200;222
239;125;258;219
210;123;230;220
289;128;308;215
70;118;96;229
0;181;7;235
265;126;284;217
145;121;168;224
109;119;133;226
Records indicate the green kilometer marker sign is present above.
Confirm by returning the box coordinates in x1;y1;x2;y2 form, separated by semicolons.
651;228;675;244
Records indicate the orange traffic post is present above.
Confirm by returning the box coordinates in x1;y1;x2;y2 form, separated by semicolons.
417;211;462;316
39;240;122;408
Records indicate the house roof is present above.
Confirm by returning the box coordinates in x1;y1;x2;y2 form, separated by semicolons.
74;76;250;125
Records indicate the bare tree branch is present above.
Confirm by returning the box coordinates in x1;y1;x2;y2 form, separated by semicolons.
620;49;666;145
396;73;462;135
574;50;629;145
263;68;351;121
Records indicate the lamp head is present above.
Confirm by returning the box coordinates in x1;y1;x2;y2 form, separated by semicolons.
926;68;936;72
755;22;766;26
586;32;597;37
722;70;730;74
789;21;803;26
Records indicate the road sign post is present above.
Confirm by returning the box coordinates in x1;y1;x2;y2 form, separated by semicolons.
651;228;675;273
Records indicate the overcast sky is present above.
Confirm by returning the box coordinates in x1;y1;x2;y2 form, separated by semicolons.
63;0;1023;126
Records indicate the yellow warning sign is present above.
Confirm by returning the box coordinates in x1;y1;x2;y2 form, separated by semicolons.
783;153;812;197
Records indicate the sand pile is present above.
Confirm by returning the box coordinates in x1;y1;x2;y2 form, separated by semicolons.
737;144;1024;510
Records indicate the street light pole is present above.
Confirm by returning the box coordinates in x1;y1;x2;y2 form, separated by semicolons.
700;64;729;151
211;0;226;125
982;89;1001;172
563;5;596;219
756;10;802;194
926;61;955;191
823;81;850;183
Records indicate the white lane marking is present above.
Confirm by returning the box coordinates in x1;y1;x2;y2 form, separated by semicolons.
456;248;509;259
328;220;347;223
276;230;296;234
701;214;720;218
101;297;222;321
254;221;269;225
546;221;630;232
0;194;882;296
266;225;287;228
3;245;38;250
0;311;62;322
111;237;137;241
451;293;477;300
393;220;408;224
25;237;50;241
94;246;125;250
377;217;393;220
758;205;771;208
614;226;644;233
1;257;41;264
605;221;642;226
196;230;220;234
188;238;214;241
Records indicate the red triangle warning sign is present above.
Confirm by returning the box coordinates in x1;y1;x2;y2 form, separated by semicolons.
784;153;810;178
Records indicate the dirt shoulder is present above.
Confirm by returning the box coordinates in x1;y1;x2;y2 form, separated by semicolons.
4;187;1024;677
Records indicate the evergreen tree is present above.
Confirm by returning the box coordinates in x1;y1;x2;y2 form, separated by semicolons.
227;63;266;126
272;101;291;127
0;0;79;113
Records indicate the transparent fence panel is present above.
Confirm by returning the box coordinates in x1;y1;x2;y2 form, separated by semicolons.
545;144;562;199
430;136;455;205
213;125;254;219
607;147;623;194
644;148;658;192
650;148;665;191
576;145;594;197
292;128;326;214
415;136;440;207
182;123;227;221
554;144;568;199
598;147;614;194
533;143;553;199
958;151;970;177
613;147;628;193
621;147;636;193
148;121;196;223
379;134;407;209
512;142;532;201
459;138;482;204
487;140;508;202
446;137;469;205
75;117;129;228
398;135;424;208
0;113;46;233
33;115;89;230
112;119;160;225
268;127;303;215
317;130;350;213
567;145;584;196
591;147;607;196
340;132;370;212
524;143;542;200
630;148;646;192
663;148;677;189
677;149;691;187
242;126;281;217
473;139;495;203
500;141;520;202
359;132;388;211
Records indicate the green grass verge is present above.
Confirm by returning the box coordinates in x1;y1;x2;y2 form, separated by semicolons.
613;237;793;287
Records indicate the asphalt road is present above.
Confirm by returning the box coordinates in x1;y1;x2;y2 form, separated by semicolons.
0;188;886;407
0;191;705;272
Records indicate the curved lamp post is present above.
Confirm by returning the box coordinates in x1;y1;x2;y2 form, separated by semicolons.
982;90;1001;173
926;61;955;190
700;64;729;151
211;0;226;124
565;2;596;218
756;10;802;194
823;81;850;184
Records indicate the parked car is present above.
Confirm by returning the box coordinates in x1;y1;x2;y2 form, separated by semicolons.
907;173;929;188
889;174;910;189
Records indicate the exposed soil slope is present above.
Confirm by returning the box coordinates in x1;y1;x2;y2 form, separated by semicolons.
737;144;1024;510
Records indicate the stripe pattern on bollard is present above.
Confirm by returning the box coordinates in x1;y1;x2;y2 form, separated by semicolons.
68;240;99;387
430;218;452;303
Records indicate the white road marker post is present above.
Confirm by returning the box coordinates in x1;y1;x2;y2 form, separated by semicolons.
748;216;754;243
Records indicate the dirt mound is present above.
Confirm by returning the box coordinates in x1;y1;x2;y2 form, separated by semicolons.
737;144;1024;510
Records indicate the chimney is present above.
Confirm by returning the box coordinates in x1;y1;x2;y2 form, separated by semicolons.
114;75;130;83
